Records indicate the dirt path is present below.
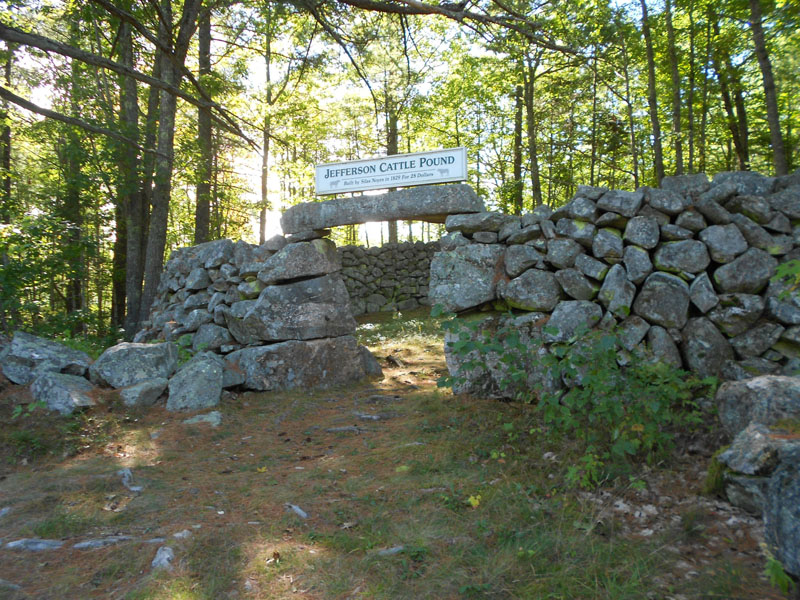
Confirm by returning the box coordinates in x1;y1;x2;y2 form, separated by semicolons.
0;328;787;599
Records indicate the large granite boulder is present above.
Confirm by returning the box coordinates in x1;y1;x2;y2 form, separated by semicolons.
716;375;800;436
233;274;356;342
257;239;340;285
429;244;504;312
544;301;603;343
653;240;710;274
681;317;733;378
281;184;483;234
633;272;690;329
713;248;777;294
89;342;178;389
225;336;378;391
167;353;223;411
30;372;96;416
445;212;516;234
0;331;92;385
598;264;636;319
499;269;563;312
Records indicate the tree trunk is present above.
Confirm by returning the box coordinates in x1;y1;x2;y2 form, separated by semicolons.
512;82;523;215
590;47;599;186
619;30;639;188
665;0;683;174
259;7;273;245
194;10;211;243
1;45;12;224
640;0;665;184
523;56;542;206
140;0;201;323
699;17;711;173
748;0;787;175
687;0;696;172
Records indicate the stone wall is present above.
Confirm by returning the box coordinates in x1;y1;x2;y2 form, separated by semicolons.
338;241;439;315
432;170;800;394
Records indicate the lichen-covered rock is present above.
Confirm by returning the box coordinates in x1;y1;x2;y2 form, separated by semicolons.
166;353;223;412
647;325;682;367
574;253;608;281
555;268;598;301
0;331;92;385
597;264;636;319
31;372;96;416
429;244;504;312
645;186;692;215
546;238;584;269
768;185;800;219
681;317;733;378
718;423;782;476
192;323;234;352
708;294;765;337
592;228;624;263
699;224;748;263
765;446;800;577
688;273;719;314
499;270;563;311
624;216;660;249
713;170;774;196
730;322;785;358
619;316;651;351
506;224;544;245
90;342;178;389
726;195;773;224
544;301;602;343
660;173;710;197
597;189;643;217
713;248;777;294
504;245;545;277
716;375;800;436
555;219;595;248
633;272;690;328
622;245;653;285
675;209;707;232
653;240;710;274
185;267;211;291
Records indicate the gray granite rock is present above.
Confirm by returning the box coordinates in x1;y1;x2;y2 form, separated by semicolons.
592;228;624;263
556;219;595;247
504;245;545;277
725;195;773;224
445;211;516;234
624;216;660;249
257;239;340;285
730;322;785;358
596;189;643;217
182;308;213;332
645;187;691;215
619;316;651;351
718;423;782;476
225;336;375;392
90;342;178;389
429;244;504;312
499;270;563;311
6;539;64;551
647;326;682;367
473;231;498;244
765;446;800;577
546;238;584;269
660;173;710;197
185;267;211;291
633;272;690;328
698;224;748;263
653;240;710;274
507;224;544;245
574;253;609;281
730;212;775;251
0;331;92;385
660;224;694;241
724;473;768;515
681;317;733;378
119;378;168;407
31;372;96;416
713;248;777;294
281;184;483;234
595;211;628;229
713;171;774;196
439;231;470;251
565;197;599;221
689;273;719;313
183;411;222;427
675;209;707;232
598;264;636;318
695;194;732;224
166;352;223;412
544;301;603;343
622;245;653;285
716;375;800;436
555;269;598;301
765;279;800;325
192;323;233;352
708;294;765;337
768;185;800;219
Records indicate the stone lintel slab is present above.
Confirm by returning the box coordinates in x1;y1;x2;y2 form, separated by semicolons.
280;184;483;235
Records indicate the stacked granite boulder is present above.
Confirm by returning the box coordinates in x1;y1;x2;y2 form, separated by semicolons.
131;235;383;401
434;170;800;392
339;241;439;315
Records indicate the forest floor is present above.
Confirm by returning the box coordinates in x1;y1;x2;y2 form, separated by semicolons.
0;309;790;599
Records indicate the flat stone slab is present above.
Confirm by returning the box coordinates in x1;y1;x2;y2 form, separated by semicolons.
280;184;483;234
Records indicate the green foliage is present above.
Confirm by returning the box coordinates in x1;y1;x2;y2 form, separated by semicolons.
11;399;46;420
703;446;730;498
773;259;800;299
763;547;796;596
439;310;711;487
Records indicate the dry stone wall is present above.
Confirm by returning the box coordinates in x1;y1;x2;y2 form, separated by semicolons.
433;170;800;394
338;241;439;315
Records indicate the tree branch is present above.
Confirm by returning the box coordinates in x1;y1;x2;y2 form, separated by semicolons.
0;85;165;157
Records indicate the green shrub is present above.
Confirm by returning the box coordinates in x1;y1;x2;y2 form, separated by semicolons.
437;308;712;487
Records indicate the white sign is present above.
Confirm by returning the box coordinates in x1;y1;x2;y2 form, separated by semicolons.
315;147;467;196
